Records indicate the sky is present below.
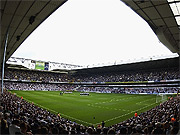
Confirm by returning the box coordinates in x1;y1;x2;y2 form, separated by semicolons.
11;0;176;67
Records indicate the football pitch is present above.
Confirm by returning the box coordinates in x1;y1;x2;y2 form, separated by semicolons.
10;90;161;126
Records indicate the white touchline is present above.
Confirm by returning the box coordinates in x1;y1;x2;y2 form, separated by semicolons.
94;102;157;125
22;97;94;125
19;94;158;126
88;96;143;112
88;104;131;112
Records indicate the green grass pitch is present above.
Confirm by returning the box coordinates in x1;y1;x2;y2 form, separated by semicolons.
10;90;161;126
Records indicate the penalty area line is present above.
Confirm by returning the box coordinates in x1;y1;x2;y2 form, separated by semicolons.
135;98;155;105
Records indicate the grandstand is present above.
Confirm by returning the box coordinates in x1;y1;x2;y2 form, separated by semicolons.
1;0;180;135
1;55;180;134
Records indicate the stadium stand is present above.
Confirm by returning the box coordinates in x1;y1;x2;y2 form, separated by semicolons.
3;65;179;94
71;67;179;82
4;82;78;91
4;67;179;83
77;87;179;94
1;57;179;134
1;0;179;134
1;91;179;134
4;69;71;82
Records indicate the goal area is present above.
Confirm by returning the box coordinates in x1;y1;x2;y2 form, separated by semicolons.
156;93;167;103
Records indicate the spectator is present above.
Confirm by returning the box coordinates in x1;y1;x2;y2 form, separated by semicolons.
1;118;9;134
9;120;21;135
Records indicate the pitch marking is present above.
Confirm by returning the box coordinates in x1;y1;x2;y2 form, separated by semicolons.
22;97;94;125
94;102;157;125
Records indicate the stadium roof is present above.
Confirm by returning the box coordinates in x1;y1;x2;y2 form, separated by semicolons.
121;0;180;54
0;0;67;69
0;0;179;70
74;57;179;75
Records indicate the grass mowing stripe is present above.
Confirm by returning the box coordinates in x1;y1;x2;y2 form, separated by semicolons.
22;96;94;125
89;95;154;113
87;104;130;112
97;102;157;125
136;98;155;105
11;90;159;126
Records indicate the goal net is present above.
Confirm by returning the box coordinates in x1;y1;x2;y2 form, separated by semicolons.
156;94;167;103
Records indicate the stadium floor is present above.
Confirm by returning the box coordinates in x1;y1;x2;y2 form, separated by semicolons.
10;90;161;126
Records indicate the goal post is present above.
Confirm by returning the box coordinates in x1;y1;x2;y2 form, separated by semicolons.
156;93;167;103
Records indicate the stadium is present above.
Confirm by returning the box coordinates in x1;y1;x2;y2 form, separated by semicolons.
1;0;180;135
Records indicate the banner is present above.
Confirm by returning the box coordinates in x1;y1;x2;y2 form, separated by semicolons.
44;62;49;70
35;61;45;70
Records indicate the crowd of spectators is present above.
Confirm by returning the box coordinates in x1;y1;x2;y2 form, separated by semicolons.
4;82;78;91
124;87;179;94
1;67;179;134
72;68;179;82
2;80;179;94
76;87;179;94
1;91;179;135
4;67;179;83
76;87;113;93
112;96;180;135
3;81;179;94
4;69;70;82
